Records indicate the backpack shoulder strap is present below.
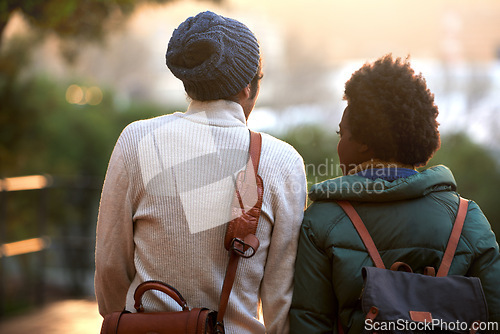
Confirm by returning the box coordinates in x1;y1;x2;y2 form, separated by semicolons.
436;197;469;277
336;200;385;269
337;197;469;275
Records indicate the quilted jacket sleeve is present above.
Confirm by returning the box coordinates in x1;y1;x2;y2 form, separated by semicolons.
290;210;338;333
464;201;500;329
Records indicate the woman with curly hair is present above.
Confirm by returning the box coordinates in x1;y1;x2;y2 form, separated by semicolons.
290;54;500;333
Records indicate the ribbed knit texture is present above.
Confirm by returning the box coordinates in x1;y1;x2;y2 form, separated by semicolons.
166;11;260;100
95;100;307;333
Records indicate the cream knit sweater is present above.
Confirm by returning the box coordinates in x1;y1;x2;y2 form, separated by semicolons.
95;100;306;333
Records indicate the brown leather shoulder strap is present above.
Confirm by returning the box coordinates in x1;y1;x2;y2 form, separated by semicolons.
436;197;469;277
332;198;467;334
337;197;469;275
336;200;385;269
217;130;263;330
249;130;262;177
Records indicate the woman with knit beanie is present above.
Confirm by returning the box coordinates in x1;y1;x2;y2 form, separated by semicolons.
95;11;306;333
290;54;500;333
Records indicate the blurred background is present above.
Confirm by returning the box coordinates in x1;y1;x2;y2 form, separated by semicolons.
1;0;499;332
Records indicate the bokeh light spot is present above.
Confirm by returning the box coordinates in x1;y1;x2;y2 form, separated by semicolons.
86;86;103;105
66;84;103;106
65;84;84;104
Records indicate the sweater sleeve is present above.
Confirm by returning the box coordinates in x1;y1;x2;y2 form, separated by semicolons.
290;209;337;334
260;158;307;334
94;141;136;316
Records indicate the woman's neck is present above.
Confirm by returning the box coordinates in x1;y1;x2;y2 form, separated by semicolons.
347;159;415;176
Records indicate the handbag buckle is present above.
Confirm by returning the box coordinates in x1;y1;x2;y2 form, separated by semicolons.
215;321;225;333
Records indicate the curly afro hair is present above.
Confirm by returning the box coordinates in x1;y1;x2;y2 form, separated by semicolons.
344;54;440;166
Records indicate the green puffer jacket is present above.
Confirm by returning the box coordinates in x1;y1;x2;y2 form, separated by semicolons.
290;165;500;333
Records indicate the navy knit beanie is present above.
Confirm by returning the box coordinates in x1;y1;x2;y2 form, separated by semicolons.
166;11;260;101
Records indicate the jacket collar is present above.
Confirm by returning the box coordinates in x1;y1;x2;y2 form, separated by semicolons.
309;165;457;202
348;159;417;181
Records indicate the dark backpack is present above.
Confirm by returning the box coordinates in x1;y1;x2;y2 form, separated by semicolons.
337;198;488;334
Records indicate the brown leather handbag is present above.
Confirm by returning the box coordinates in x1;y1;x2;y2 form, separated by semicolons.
100;281;217;333
100;130;263;334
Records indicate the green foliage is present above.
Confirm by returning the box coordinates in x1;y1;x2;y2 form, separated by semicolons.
0;32;169;178
0;34;38;175
276;126;500;240
0;0;222;62
2;0;137;43
0;0;222;43
427;133;500;241
0;67;171;312
274;124;340;204
0;74;168;178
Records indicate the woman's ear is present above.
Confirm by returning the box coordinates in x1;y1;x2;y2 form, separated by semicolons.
358;143;371;153
238;84;251;100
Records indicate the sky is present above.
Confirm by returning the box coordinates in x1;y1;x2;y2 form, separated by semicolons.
224;0;500;62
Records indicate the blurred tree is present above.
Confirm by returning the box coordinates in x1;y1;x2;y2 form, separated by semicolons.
0;68;170;312
0;34;39;177
0;0;222;175
427;133;500;242
0;72;166;177
1;0;134;47
0;0;222;60
275;124;340;205
274;127;500;240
